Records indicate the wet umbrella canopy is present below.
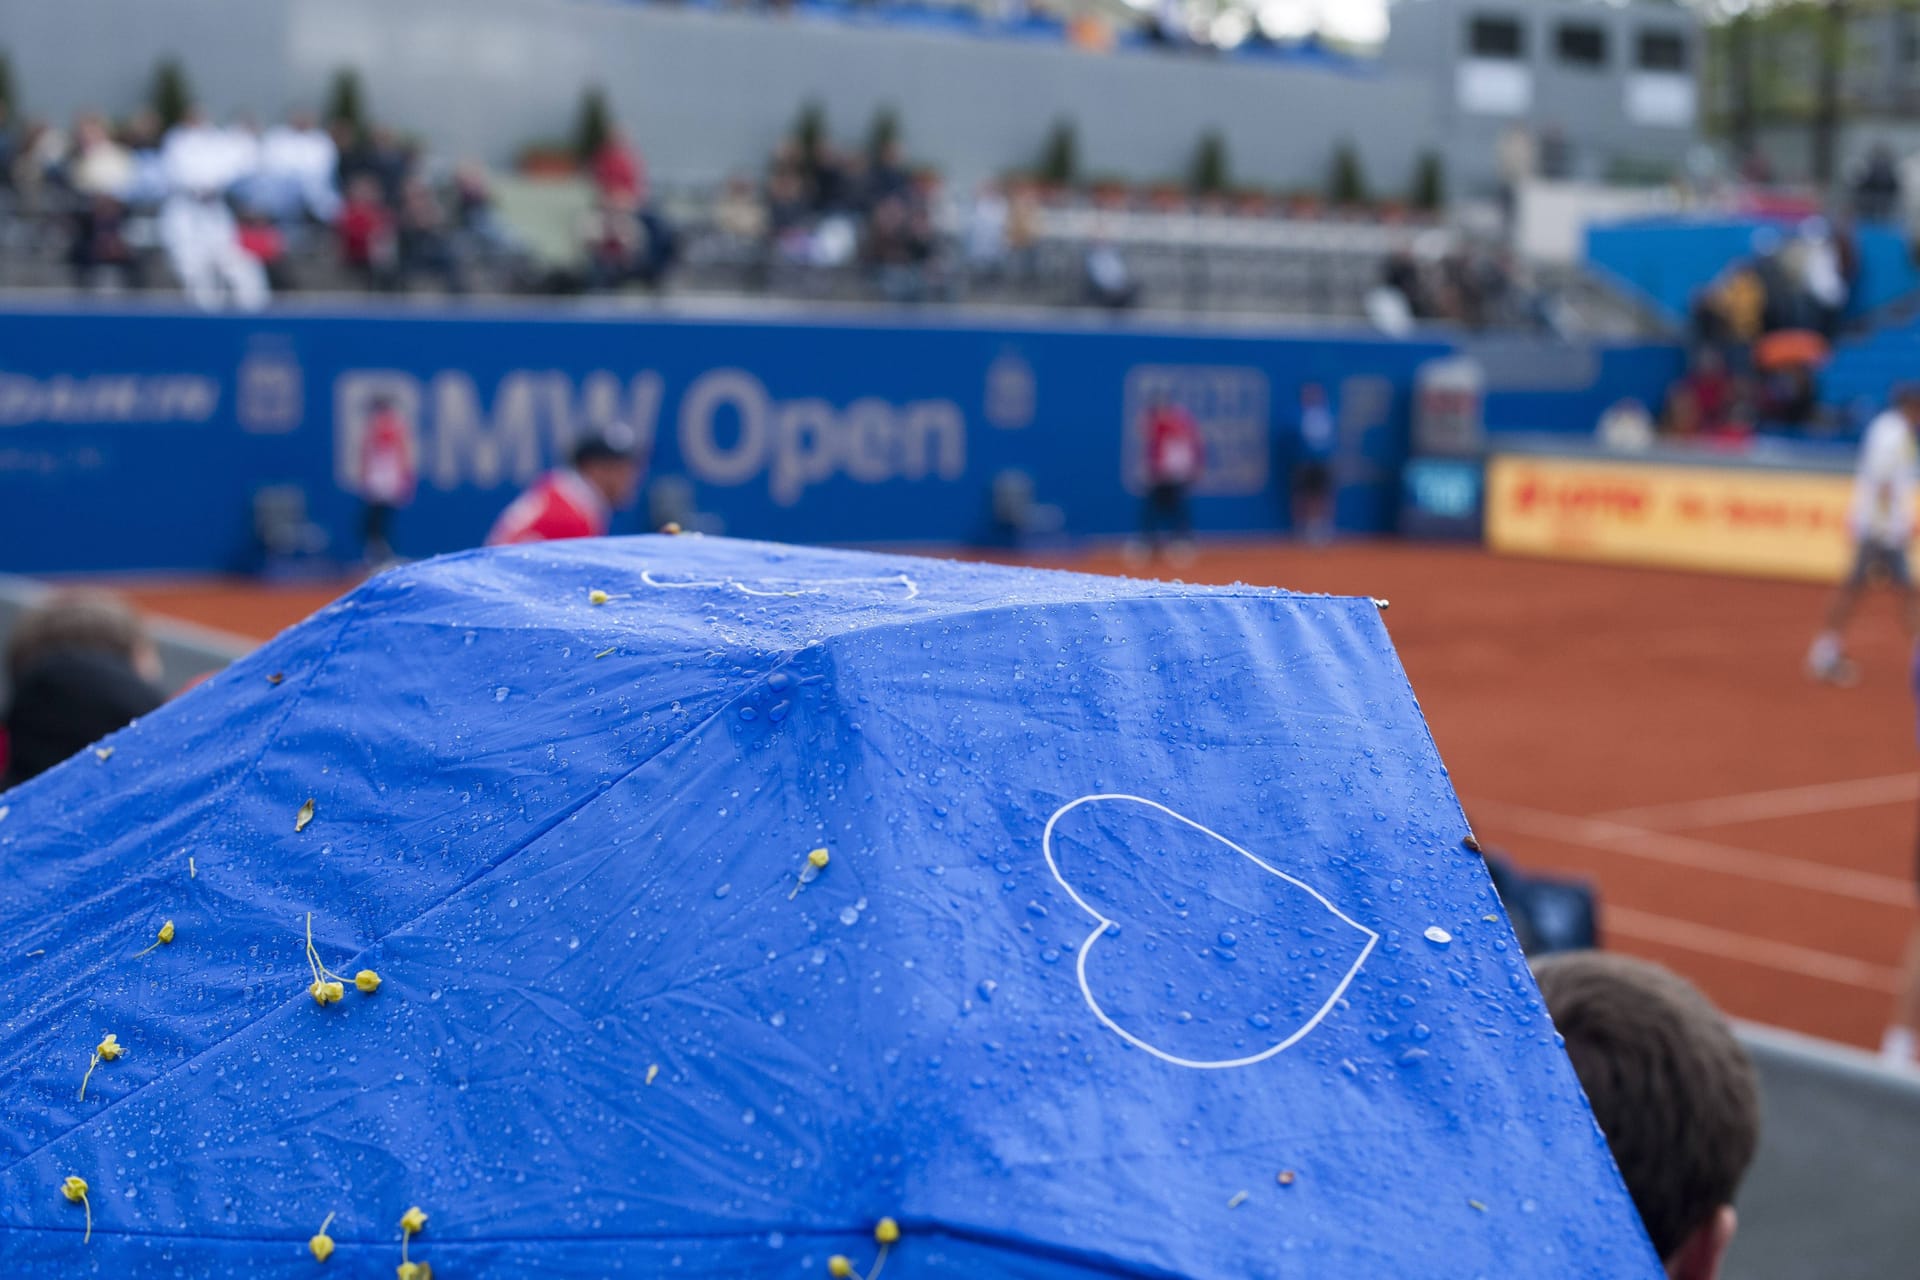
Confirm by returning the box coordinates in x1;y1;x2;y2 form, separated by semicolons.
0;537;1660;1277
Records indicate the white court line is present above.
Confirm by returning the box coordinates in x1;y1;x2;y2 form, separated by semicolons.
1595;773;1920;832
1606;906;1901;994
1468;798;1915;907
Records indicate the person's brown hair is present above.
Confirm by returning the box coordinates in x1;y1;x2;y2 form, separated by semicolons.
1533;952;1760;1261
5;590;149;682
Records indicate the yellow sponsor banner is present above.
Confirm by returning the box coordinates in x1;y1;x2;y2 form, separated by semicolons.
1485;453;1874;583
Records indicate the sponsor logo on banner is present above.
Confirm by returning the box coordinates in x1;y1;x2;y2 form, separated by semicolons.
0;373;219;426
984;351;1036;430
237;341;304;435
1485;454;1866;582
1122;365;1270;496
334;367;966;506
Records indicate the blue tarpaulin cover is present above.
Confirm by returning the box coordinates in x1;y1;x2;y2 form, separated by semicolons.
0;537;1660;1277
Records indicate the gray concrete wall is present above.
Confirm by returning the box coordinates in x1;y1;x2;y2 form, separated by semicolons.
1391;0;1700;193
0;0;1695;199
1725;1024;1920;1280
0;0;1440;192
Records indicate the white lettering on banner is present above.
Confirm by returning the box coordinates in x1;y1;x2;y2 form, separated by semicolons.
0;373;221;426
678;369;770;487
333;366;962;502
678;369;966;506
334;369;663;493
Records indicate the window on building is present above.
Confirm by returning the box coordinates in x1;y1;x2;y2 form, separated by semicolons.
1637;29;1689;73
1468;15;1526;60
1556;23;1608;68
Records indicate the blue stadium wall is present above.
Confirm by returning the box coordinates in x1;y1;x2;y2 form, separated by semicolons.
0;305;1678;575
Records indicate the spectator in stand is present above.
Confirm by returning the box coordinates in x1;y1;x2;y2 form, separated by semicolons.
589;126;674;285
582;192;649;292
451;160;516;257
119;109;170;207
2;591;166;789
0;101;16;196
1382;250;1431;321
713;173;771;285
715;174;769;246
158;108;269;310
865;194;925;302
1708;260;1766;367
341;124;413;208
1533;953;1759;1280
251;109;341;224
870;139;912;207
1794;217;1849;338
236;204;294;292
64;113;133;200
1678;348;1736;435
67;192;144;291
396;175;465;293
336;173;396;289
592;127;647;207
964;180;1009;283
808;143;853;214
1084;239;1137;310
11;117;68;204
1007;181;1042;281
1855;143;1902;224
1137;392;1202;562
486;427;644;545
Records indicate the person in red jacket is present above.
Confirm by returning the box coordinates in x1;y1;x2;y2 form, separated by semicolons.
357;394;418;563
1139;394;1203;562
485;426;644;546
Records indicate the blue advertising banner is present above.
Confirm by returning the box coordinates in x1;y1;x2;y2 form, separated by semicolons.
0;304;1448;574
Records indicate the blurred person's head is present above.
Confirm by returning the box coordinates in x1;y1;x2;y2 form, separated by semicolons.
1534;952;1759;1280
123;108;161;149
1302;383;1326;407
71;113;107;150
7;590;161;687
572;427;643;510
288;108;317;132
3;650;164;788
454;160;490;197
346;173;383;207
1896;382;1920;427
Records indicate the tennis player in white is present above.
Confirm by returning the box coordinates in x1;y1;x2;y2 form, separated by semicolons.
1807;384;1920;686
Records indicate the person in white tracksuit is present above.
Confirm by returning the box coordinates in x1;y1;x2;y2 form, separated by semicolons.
157;114;269;311
1807;384;1920;685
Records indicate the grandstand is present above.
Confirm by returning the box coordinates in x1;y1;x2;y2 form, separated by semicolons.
4;0;1920;1275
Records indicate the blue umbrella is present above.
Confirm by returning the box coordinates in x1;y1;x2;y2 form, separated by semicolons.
0;537;1658;1277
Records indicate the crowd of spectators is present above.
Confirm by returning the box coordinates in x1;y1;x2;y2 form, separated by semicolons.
1665;218;1858;437
1372;243;1558;336
707;134;950;302
0;99;526;307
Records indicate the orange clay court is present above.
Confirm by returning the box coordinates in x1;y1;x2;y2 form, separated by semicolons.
109;540;1920;1052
